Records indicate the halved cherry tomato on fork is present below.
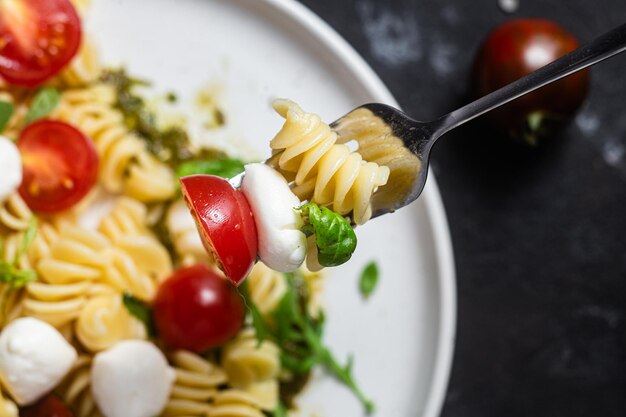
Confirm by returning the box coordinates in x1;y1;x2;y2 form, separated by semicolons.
180;174;258;286
153;264;246;352
20;394;74;417
17;119;98;213
0;0;82;87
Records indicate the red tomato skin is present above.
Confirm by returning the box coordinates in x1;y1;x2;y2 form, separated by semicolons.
20;395;74;417
474;19;589;143
17;119;98;213
180;175;258;286
153;264;246;352
0;0;82;87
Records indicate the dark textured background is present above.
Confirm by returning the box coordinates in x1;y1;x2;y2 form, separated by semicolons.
297;1;626;416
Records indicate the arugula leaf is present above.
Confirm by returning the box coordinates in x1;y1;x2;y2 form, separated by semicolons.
359;261;379;299
242;271;375;413
176;157;245;179
16;217;38;263
0;101;14;133
25;87;61;124
122;293;155;336
299;203;357;267
238;281;269;344
0;217;38;288
0;263;37;287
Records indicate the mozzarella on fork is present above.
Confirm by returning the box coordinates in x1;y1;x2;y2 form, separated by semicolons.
0;135;22;203
0;318;77;405
91;340;175;417
241;163;306;272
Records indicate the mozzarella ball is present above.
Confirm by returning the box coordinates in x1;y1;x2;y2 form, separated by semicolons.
0;135;22;203
0;318;77;405
241;163;306;272
91;340;175;417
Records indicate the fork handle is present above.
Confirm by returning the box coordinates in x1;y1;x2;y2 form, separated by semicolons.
438;22;626;135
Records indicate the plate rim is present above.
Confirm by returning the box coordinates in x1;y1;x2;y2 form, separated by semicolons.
249;0;458;415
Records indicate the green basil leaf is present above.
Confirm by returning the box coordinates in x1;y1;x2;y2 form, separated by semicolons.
359;261;379;299
299;203;357;267
122;293;155;336
25;87;61;125
0;101;15;133
176;157;245;179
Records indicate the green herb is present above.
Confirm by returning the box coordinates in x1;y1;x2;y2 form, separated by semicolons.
242;272;375;413
299;203;357;267
239;281;268;345
0;217;38;288
359;261;379;299
122;293;155;336
0;263;37;287
24;87;61;124
176;157;245;179
266;401;288;417
0;101;14;133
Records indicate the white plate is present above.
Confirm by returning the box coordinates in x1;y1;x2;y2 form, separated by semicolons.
86;1;456;416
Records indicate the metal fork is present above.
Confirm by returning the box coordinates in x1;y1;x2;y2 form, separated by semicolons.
232;22;626;222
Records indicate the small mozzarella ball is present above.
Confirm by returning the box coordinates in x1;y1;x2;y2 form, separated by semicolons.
0;135;22;203
0;318;77;405
91;340;175;417
241;163;306;272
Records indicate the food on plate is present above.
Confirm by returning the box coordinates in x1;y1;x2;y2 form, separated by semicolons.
91;340;175;417
180;175;258;286
0;318;77;405
0;0;82;87
0;0;378;415
153;264;246;352
270;99;390;225
17;119;98;213
240;163;306;273
473;18;589;144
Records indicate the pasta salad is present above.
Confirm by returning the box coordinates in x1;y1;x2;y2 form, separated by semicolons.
0;1;394;416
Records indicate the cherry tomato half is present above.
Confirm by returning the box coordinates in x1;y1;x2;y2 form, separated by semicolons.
180;175;258;286
473;19;589;144
153;264;246;352
17;119;98;213
20;394;74;417
0;0;82;87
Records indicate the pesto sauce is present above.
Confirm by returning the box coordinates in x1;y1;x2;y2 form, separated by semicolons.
101;69;196;167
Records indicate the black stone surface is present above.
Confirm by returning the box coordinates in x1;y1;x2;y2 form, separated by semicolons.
297;1;626;416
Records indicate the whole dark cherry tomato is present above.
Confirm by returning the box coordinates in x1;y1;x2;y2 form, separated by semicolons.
153;264;246;353
20;395;74;417
0;0;82;87
180;174;258;286
17;119;98;213
474;19;589;144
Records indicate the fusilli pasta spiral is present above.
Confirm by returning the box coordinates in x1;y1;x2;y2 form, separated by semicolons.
221;328;280;389
75;294;147;352
52;85;176;203
331;106;422;214
245;262;286;318
163;351;227;417
99;197;172;285
270;99;389;225
23;225;109;327
0;194;32;232
208;389;267;417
